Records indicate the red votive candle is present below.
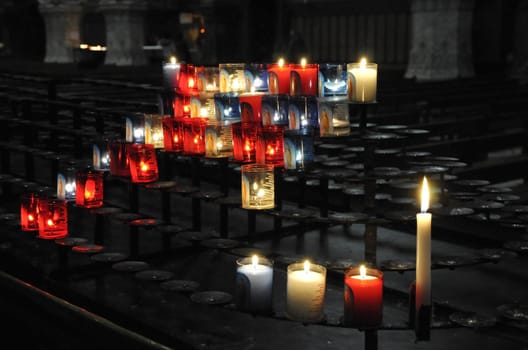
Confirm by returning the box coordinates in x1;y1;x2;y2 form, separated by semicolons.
240;92;265;124
232;121;259;163
290;62;319;96
38;197;68;240
256;125;286;167
162;116;184;153
108;141;131;177
268;60;292;95
344;265;383;328
75;168;104;208
127;143;159;183
20;192;40;232
182;117;207;155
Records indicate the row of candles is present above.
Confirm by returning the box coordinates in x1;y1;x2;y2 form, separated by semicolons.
19;174;432;335
237;256;383;328
17;56;432;336
162;57;378;102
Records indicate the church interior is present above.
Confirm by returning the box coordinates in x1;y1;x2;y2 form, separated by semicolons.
0;1;527;349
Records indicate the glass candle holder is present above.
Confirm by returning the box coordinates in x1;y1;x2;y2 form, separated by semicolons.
162;116;184;153
239;92;266;124
235;255;274;313
288;95;319;130
75;168;104;208
283;128;315;171
92;135;112;171
232;121;259;163
172;93;192;118
125;112;146;144
162;57;181;90
290;63;319;96
286;261;327;323
244;63;269;92
214;92;241;120
109;141;131;177
57;165;76;201
241;163;274;210
318;63;348;97
164;62;198;94
197;65;220;93
144;114;165;149
190;95;216;119
219;63;246;93
205;120;234;158
268;61;292;94
127;143;159;183
20;192;40;232
256;125;286;167
182;117;207;155
38;197;68;240
261;94;289;126
318;96;350;137
347;59;378;103
344;266;383;328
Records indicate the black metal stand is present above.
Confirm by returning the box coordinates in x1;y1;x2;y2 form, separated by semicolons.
274;167;283;231
364;330;378;350
319;175;329;218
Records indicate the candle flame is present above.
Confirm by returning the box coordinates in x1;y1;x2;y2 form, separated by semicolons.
360;265;367;279
170;56;177;64
421;176;429;213
360;57;367;69
28;214;35;222
252;255;258;268
278;58;285;67
300;57;307;67
47;219;54;227
303;260;310;273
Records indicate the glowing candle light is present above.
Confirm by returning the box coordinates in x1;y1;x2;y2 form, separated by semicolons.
268;58;292;94
236;255;274;313
75;168;104;208
416;176;432;336
347;57;378;103
38;198;68;240
344;264;383;328
286;260;326;323
20;192;40;231
290;58;318;96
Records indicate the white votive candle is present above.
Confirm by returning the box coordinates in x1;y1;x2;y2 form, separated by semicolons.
236;255;274;313
286;260;327;322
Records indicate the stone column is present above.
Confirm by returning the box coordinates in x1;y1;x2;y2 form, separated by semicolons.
38;0;82;63
99;0;147;66
405;0;475;81
511;0;528;80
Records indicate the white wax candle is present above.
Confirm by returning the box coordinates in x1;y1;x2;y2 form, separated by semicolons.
163;57;181;89
347;58;377;103
416;177;432;309
286;261;326;322
236;256;274;312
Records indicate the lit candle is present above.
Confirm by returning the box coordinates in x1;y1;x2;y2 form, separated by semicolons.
127;143;159;183
236;255;274;313
241;163;274;210
347;57;378;103
20;192;40;231
38;198;68;240
344;265;383;328
286;260;327;323
416;176;432;327
162;56;181;90
268;58;292;94
290;58;318;96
